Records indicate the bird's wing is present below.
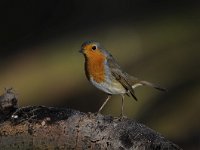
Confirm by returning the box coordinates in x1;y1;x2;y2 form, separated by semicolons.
107;54;138;100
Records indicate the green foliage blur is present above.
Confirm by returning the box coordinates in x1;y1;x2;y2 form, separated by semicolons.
1;1;200;149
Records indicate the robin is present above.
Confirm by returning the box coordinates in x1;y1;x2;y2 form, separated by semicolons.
79;40;165;117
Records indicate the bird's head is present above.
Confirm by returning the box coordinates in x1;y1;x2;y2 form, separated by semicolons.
79;41;108;60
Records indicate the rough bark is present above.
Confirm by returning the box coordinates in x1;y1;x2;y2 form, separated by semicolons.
0;89;182;150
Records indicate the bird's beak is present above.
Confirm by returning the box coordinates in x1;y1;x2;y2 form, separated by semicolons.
79;49;83;53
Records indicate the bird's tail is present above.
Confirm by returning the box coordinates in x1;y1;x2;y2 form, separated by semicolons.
139;80;166;91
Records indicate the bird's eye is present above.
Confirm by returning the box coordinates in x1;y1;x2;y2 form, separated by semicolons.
92;45;97;50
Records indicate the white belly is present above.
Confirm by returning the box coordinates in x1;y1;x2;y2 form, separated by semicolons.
90;77;126;95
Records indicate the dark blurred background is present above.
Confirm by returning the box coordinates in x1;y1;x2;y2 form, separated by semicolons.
1;0;200;149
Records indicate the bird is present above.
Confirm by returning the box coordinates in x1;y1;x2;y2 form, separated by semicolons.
79;40;166;117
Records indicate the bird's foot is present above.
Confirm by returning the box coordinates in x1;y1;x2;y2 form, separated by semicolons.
94;110;102;116
119;114;128;121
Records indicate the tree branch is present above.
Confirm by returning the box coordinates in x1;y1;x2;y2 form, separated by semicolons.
0;89;182;150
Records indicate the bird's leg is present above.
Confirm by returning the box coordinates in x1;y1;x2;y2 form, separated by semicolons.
120;94;126;118
98;95;111;113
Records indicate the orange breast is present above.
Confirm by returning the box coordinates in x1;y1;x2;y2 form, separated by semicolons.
85;51;106;83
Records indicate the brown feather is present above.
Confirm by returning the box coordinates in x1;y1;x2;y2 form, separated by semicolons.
107;55;138;101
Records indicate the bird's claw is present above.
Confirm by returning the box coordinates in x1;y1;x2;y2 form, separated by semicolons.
119;114;128;121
